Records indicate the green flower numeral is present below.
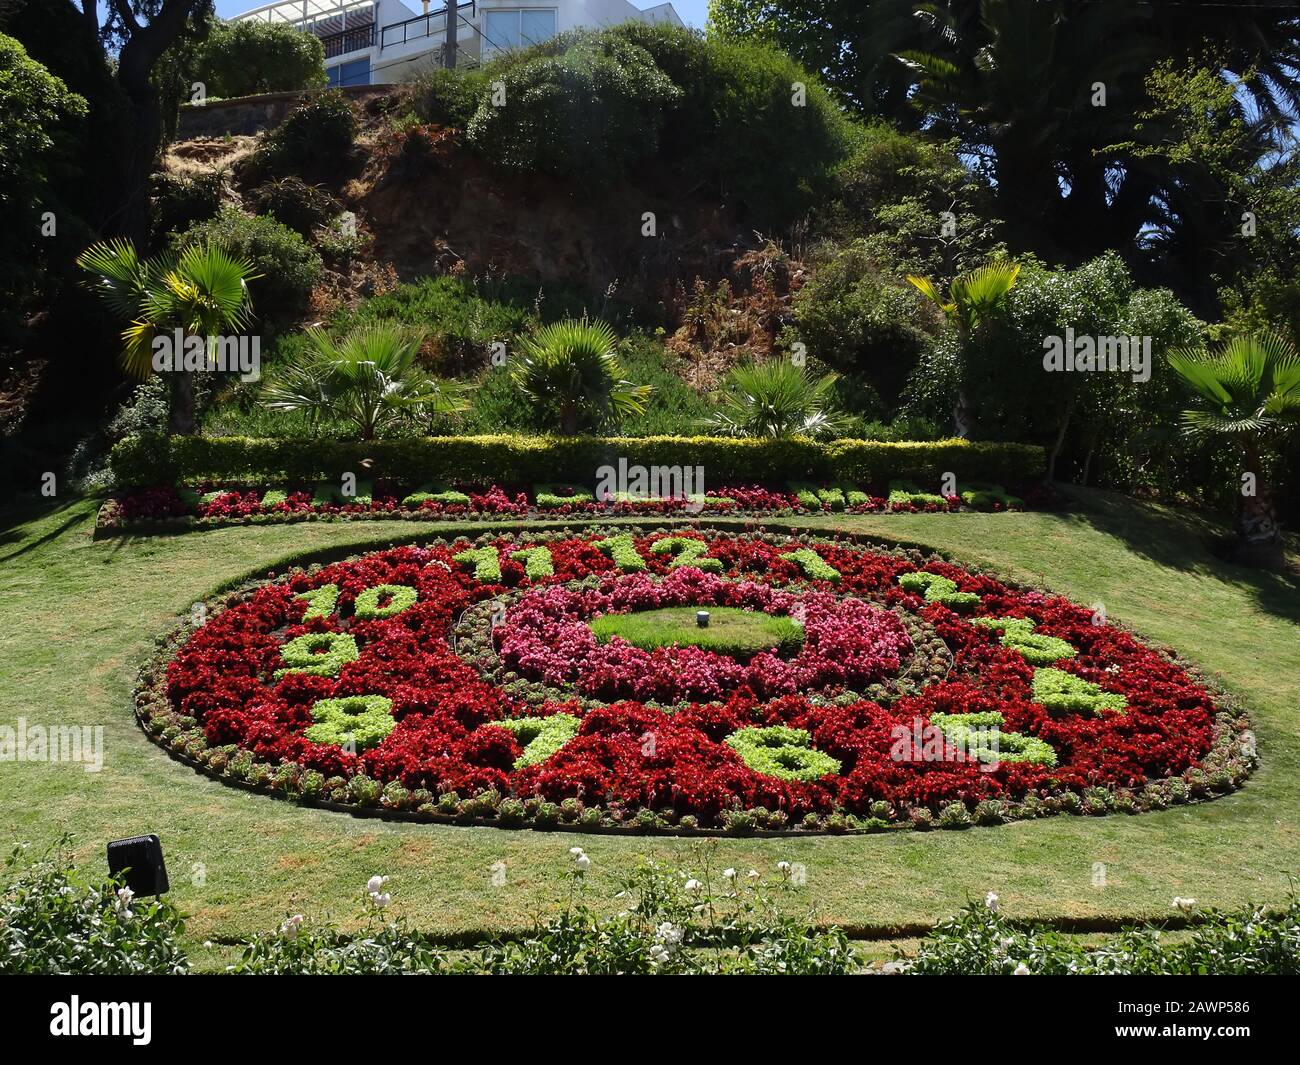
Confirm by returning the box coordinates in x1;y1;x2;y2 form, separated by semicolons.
930;711;1057;767
453;547;503;583
650;537;722;572
594;534;647;572
274;631;359;679
510;546;555;580
1031;667;1128;716
973;616;1075;665
495;713;581;769
725;726;842;781
304;695;395;751
898;570;979;609
354;583;418;620
296;583;340;621
781;548;841;582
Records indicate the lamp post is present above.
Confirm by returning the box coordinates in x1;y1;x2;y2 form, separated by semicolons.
445;0;458;69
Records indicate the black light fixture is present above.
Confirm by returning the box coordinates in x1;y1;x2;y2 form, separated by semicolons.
107;834;170;896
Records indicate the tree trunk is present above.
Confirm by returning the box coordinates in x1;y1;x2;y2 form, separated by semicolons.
1237;439;1282;547
168;370;195;435
560;402;578;436
1047;391;1076;483
105;1;203;244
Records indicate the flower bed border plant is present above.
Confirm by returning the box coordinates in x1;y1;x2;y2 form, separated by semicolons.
130;521;1256;836
94;478;1055;538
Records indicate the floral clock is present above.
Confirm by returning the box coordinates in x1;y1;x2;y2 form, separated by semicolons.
135;529;1255;833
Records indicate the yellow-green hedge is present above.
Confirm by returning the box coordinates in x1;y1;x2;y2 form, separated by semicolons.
110;433;1046;488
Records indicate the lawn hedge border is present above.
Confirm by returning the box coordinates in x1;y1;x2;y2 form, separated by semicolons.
110;433;1046;489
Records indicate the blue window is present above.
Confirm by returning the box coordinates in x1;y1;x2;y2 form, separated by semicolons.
327;58;371;87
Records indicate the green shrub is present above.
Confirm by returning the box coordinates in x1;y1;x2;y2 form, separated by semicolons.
339;275;530;374
248;177;341;239
195;19;327;99
0;33;87;320
403;486;470;507
0;838;187;975
412;66;487;128
611;23;858;225
151;170;223;241
793;241;941;407
110;432;1045;489
173;205;321;313
253;90;357;181
906;896;1300;975
467;32;681;180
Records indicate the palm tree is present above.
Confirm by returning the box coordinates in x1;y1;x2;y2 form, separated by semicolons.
1167;332;1300;553
706;359;851;440
907;261;1020;436
509;319;651;436
262;322;470;441
78;239;258;434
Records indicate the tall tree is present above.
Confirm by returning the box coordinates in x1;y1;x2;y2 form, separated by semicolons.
711;0;1300;291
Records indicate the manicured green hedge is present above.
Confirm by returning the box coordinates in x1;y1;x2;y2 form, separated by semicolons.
110;434;1045;489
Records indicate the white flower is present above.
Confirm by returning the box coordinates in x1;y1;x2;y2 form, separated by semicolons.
723;868;736;880
1172;896;1197;913
113;886;134;919
280;914;304;939
776;861;791;873
747;869;761;880
574;854;591;873
366;875;388;894
1012;962;1030;975
985;891;999;912
203;941;213;950
656;923;684;948
685;878;703;893
648;943;670;966
569;847;585;857
999;936;1015;950
371;893;391;909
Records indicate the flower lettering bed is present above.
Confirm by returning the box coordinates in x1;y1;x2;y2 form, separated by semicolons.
135;530;1254;833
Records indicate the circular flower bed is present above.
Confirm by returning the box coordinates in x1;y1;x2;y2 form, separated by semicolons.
135;529;1255;833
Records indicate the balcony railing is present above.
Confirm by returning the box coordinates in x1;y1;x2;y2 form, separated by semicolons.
380;1;475;50
319;23;376;59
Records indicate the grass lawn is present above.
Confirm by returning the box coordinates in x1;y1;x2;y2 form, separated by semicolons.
1;488;1298;970
589;605;804;656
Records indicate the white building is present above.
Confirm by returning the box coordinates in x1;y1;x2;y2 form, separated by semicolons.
231;0;683;87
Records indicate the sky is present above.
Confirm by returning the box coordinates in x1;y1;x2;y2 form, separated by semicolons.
213;0;710;29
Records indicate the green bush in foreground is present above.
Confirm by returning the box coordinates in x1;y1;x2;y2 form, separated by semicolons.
237;849;854;975
5;843;1298;974
0;837;187;975
904;894;1300;975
